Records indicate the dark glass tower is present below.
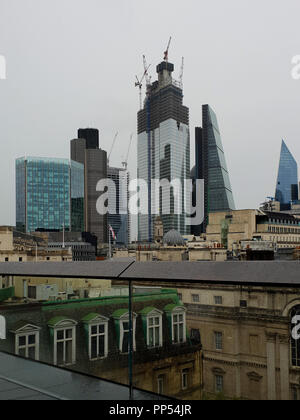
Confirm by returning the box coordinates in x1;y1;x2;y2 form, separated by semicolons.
71;129;108;245
275;140;298;211
78;128;99;150
192;105;235;234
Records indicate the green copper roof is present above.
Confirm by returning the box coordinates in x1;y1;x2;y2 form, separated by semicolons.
112;309;128;319
48;316;70;327
81;313;100;323
164;304;185;312
139;307;157;316
42;290;179;312
48;316;77;327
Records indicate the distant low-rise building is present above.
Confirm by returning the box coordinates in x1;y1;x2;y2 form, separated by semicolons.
47;242;96;261
0;226;72;262
206;209;300;251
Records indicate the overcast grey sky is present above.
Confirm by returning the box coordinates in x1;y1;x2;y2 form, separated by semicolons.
0;0;300;228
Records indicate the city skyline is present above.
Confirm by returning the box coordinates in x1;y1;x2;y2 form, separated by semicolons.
2;0;300;404
0;0;300;228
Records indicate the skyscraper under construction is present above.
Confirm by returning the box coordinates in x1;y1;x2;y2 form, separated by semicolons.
137;56;191;242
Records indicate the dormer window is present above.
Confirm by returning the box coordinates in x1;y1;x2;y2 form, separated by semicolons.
48;317;77;366
82;314;109;360
112;310;137;354
140;308;163;348
164;305;187;344
10;323;41;361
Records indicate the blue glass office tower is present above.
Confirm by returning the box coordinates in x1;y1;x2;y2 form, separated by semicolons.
275;140;298;211
16;157;84;233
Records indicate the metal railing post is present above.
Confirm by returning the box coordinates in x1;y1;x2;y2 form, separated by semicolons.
128;280;133;400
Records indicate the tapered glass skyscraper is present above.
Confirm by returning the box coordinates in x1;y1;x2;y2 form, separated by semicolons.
191;105;235;234
275;140;298;210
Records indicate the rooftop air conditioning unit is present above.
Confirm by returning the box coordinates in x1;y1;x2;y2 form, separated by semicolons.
27;284;59;301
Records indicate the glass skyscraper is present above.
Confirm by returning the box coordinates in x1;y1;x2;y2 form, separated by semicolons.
108;166;130;246
192;105;235;234
16;157;84;233
275;140;298;211
71;129;108;245
137;60;191;242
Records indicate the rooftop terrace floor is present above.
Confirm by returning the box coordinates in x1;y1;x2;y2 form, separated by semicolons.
0;352;163;400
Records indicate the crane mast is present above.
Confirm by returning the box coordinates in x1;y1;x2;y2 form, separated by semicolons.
108;132;119;163
179;57;184;89
122;134;134;170
143;55;152;88
164;36;172;62
135;58;151;110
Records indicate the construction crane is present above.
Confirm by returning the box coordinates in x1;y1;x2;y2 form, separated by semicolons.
122;133;134;170
135;59;151;110
108;131;119;163
164;37;172;62
179;57;184;89
143;55;152;87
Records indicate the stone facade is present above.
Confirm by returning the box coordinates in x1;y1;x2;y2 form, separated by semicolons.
172;282;300;400
206;209;300;251
0;227;72;262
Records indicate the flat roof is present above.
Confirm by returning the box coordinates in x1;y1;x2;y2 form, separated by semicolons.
1;261;300;287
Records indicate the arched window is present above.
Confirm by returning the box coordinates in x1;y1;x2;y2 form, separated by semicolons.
291;305;300;367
